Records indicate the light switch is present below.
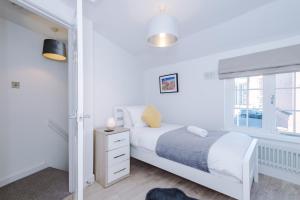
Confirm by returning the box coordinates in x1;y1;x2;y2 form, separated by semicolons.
11;81;20;89
203;72;216;80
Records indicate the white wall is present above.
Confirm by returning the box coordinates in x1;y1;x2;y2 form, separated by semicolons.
144;36;300;131
93;32;144;128
0;18;68;185
144;57;224;130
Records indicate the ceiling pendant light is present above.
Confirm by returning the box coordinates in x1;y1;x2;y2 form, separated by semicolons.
42;39;67;61
147;5;179;48
42;28;66;61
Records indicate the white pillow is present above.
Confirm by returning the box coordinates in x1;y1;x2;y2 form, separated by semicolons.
125;106;147;127
122;108;133;128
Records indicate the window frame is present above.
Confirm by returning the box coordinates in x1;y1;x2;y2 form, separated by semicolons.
225;73;300;137
275;72;300;136
233;76;263;128
225;77;268;135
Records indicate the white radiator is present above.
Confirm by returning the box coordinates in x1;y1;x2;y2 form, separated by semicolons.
257;139;300;185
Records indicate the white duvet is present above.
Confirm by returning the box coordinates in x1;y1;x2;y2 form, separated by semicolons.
130;124;252;182
208;132;252;182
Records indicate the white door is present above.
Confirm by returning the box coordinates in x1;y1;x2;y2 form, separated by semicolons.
68;27;77;194
76;0;84;199
12;0;84;198
74;0;84;199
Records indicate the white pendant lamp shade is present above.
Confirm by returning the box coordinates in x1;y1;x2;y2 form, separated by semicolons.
147;14;179;47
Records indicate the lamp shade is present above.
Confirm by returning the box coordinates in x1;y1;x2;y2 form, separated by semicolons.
106;117;116;130
147;14;179;47
42;39;66;61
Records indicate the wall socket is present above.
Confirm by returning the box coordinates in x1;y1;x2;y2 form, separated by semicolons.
11;81;20;89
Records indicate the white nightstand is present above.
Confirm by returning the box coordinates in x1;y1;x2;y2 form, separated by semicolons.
94;127;130;187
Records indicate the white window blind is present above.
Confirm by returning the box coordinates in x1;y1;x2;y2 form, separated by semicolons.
219;45;300;79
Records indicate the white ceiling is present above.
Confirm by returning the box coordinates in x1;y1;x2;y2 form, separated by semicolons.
15;0;300;67
0;0;68;41
82;0;276;56
137;0;300;67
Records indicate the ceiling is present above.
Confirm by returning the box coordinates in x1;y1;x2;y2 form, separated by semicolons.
0;0;67;41
8;0;300;67
81;0;277;59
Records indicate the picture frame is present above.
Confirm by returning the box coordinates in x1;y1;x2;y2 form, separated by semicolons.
159;73;179;93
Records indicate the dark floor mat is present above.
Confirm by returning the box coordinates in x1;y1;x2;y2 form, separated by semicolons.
0;167;70;200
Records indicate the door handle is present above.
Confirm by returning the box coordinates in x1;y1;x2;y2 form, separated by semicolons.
69;113;91;120
82;114;90;119
69;114;77;119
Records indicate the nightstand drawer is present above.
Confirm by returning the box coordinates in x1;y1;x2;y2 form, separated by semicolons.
107;160;129;183
107;131;129;151
108;146;129;166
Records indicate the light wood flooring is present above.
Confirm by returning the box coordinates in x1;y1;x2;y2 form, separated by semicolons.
65;158;300;200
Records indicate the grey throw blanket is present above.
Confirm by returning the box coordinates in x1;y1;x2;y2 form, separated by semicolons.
156;127;226;172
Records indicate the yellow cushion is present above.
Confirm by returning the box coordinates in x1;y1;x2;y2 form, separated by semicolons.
142;105;161;128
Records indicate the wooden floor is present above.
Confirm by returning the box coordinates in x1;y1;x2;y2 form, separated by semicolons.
65;158;300;200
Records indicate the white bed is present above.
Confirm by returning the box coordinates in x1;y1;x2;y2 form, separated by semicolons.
114;107;258;200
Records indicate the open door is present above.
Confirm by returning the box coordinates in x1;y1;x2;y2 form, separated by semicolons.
74;0;84;199
68;0;84;199
10;0;84;199
76;0;84;198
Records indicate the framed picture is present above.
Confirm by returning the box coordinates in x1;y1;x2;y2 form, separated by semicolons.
159;73;179;93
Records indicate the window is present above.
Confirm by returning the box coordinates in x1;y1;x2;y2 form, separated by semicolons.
227;72;300;135
275;72;300;134
234;76;263;128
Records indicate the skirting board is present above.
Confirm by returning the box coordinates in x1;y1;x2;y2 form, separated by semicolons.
85;174;95;186
259;165;300;186
0;162;48;188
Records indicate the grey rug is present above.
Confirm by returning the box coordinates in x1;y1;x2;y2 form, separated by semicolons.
0;167;70;200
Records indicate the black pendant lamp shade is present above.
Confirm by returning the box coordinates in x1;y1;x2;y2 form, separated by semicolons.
42;39;66;61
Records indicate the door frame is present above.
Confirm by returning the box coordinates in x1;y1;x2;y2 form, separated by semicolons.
11;0;78;194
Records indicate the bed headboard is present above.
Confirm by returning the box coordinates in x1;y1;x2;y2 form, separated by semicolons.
114;106;125;127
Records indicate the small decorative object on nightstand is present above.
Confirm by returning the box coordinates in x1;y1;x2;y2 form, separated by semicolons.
105;117;116;132
95;127;130;187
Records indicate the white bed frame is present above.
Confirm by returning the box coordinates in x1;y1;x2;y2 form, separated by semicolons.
114;107;259;200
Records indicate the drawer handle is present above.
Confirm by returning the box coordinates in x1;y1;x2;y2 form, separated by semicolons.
113;168;126;175
114;153;126;159
114;139;125;143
